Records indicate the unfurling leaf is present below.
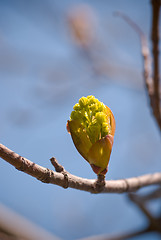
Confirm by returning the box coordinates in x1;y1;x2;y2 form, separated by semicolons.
67;95;115;176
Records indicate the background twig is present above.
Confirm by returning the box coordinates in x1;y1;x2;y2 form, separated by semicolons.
129;190;161;234
151;0;161;130
115;7;161;131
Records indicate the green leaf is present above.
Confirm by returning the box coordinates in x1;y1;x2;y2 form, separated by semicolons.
87;135;112;174
67;120;92;162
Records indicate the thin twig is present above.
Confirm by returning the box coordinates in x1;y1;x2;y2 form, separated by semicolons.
129;187;161;202
50;157;65;173
1;143;161;194
115;11;161;131
151;0;161;130
129;194;154;222
129;192;161;233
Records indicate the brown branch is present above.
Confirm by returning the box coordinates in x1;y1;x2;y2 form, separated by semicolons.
114;11;153;92
130;187;161;202
129;194;155;222
151;0;161;130
1;143;161;194
129;192;161;234
115;11;161;131
50;157;65;173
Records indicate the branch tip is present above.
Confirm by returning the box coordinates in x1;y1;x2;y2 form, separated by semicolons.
50;157;64;173
50;157;69;189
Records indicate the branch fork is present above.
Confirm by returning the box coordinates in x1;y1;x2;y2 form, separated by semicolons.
50;157;69;189
1;143;161;194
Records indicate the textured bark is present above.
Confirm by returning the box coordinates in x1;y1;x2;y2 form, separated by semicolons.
1;143;161;194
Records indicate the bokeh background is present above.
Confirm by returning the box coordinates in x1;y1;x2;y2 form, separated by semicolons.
0;0;161;239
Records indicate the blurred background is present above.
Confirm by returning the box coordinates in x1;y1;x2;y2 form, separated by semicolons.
0;0;161;239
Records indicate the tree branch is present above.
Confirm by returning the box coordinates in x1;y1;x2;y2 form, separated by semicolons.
129;191;161;234
151;0;161;130
1;143;161;194
115;10;161;131
129;187;161;202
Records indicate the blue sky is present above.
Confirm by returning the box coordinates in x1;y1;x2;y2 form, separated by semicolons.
0;1;161;239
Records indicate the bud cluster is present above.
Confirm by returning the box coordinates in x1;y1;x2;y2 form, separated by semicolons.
70;96;111;144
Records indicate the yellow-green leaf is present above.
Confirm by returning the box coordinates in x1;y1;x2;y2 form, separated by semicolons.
87;135;112;174
67;120;92;162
